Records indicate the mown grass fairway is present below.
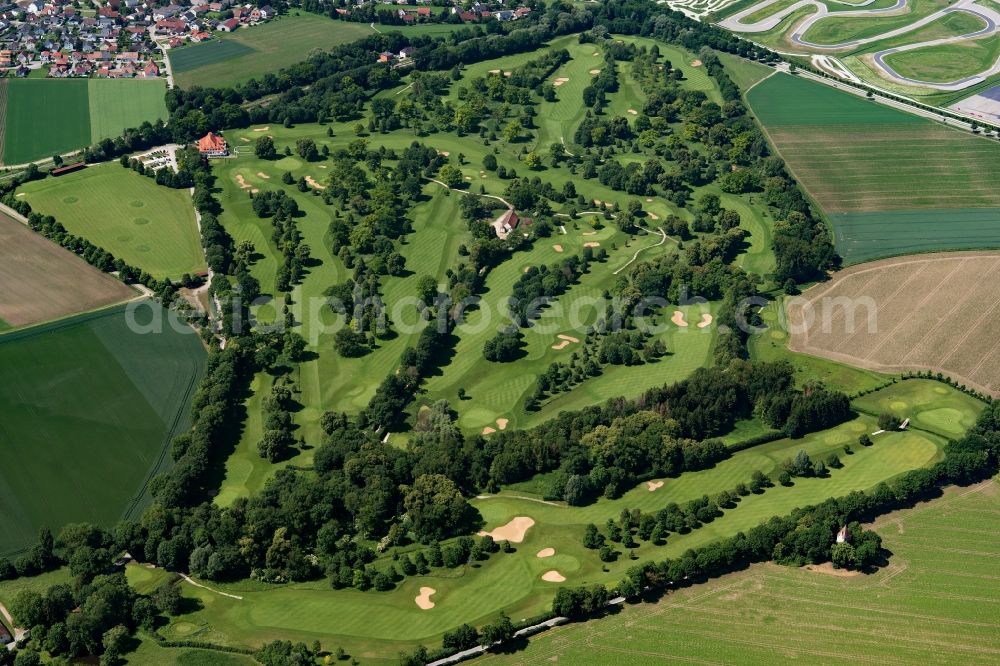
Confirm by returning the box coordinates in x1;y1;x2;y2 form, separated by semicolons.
747;73;1000;263
184;380;965;660
2;79;168;164
17;164;205;279
171;13;372;88
0;211;135;329
0;304;205;555
476;478;1000;665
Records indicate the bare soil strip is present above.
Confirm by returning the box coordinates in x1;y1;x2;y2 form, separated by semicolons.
0;211;134;328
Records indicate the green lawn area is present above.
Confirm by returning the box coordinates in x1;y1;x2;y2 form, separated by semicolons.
171;12;372;88
718;52;775;91
799;0;952;45
884;36;1000;84
88;79;168;142
17;163;205;279
2;79;168;165
475;478;1000;665
3;79;90;164
0;304;205;555
852;377;984;438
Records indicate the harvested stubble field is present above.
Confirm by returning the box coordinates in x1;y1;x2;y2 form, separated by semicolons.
0;211;134;328
476;479;1000;666
747;73;1000;263
787;251;1000;396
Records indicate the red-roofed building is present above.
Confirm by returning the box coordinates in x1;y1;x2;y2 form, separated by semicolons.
197;132;228;157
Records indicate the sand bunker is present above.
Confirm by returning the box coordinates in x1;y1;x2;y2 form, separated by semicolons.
648;213;659;220
582;231;597;236
558;334;580;343
697;313;713;329
257;172;270;179
489;69;501;74
542;570;566;582
496;418;509;430
479;516;535;543
305;176;325;189
584;242;600;248
553;77;570;87
671;310;688;327
691;59;703;67
252;126;269;132
551;340;570;351
439;151;450;157
415;587;437;609
250;188;260;194
240;137;250;142
553;244;564;253
627;109;638;115
589;69;601;75
647;480;664;492
537;548;555;558
504;71;511;77
482;426;496;435
235;174;252;189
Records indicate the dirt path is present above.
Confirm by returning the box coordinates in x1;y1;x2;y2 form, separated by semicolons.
179;573;244;600
613;227;668;275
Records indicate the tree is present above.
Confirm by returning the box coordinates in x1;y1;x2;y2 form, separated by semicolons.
403;474;479;543
438;164;464;189
878;413;903;430
255;136;276;160
153;581;183;615
483;326;523;362
478;611;514;647
830;542;858;570
100;625;128;666
483;154;497;171
296;138;319;161
10;590;45;627
859;433;873;447
524;152;542;170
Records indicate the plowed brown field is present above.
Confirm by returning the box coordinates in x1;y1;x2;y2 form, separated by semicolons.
787;251;1000;396
0;211;134;328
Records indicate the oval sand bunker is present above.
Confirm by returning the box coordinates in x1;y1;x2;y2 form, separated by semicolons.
542;570;565;582
478;516;535;543
536;547;555;558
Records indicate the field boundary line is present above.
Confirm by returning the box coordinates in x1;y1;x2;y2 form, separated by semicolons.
742;67;778;95
0;79;8;166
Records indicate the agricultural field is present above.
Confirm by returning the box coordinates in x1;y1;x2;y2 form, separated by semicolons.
0;303;206;555
787;251;1000;396
1;79;168;165
716;0;1000;100
158;379;966;660
0;211;135;329
16;163;206;279
746;72;1000;263
476;478;1000;665
170;12;372;89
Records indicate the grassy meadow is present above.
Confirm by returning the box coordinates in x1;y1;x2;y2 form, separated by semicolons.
0;304;205;555
17;163;205;279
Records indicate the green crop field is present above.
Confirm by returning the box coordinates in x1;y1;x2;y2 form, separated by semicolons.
476;478;1000;665
17;163;206;279
87;79;169;142
746;73;1000;263
171;13;372;89
3;79;90;165
0;304;205;555
2;79;167;165
158;380;966;660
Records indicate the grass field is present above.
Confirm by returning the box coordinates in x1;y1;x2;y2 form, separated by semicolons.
476;478;1000;665
884;36;1000;84
161;381;964;660
787;251;1000;397
0;211;135;328
2;79;167;165
718;53;775;91
0;304;205;555
171;13;372;89
17;164;205;279
799;0;953;46
746;73;1000;263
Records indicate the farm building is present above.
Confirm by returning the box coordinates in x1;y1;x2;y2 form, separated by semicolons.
492;209;530;239
197;132;228;157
